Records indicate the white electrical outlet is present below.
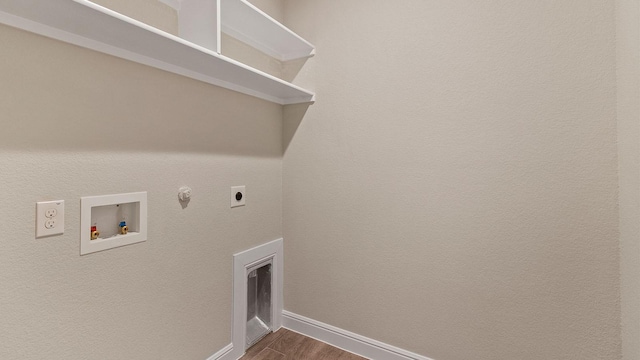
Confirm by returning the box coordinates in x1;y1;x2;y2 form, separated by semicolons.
44;219;56;229
36;200;65;238
231;186;246;208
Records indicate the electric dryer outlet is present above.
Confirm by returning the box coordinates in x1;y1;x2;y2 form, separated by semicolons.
231;186;246;208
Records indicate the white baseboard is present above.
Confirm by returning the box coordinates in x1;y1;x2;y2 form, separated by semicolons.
206;343;234;360
282;311;433;360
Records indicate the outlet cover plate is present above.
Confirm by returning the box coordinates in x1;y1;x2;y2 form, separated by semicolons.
36;200;65;238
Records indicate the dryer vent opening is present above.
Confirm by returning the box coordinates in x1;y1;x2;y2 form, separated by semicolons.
246;262;272;348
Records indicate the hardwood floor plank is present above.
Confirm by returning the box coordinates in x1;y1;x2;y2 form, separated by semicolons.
242;327;370;360
287;337;324;359
337;351;368;360
241;330;285;360
314;342;348;359
250;348;286;360
268;329;306;354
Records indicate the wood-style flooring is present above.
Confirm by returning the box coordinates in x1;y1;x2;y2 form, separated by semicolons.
240;328;368;360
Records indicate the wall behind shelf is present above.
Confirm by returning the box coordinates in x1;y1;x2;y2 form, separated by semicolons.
221;33;284;79
250;0;284;22
222;0;302;82
92;0;178;35
0;11;283;360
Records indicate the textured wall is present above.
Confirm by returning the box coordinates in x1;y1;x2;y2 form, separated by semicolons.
223;0;286;79
221;34;284;79
0;17;282;360
617;1;640;359
249;0;284;22
282;1;621;359
91;0;178;35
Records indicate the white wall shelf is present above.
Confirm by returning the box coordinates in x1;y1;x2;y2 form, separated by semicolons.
0;0;315;105
220;0;315;61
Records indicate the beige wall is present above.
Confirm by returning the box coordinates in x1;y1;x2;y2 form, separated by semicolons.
221;34;284;79
249;0;283;22
617;1;640;359
282;1;621;359
222;0;287;79
91;0;178;35
0;0;631;359
0;17;282;360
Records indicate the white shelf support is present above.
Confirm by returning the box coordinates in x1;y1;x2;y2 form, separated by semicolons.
179;0;220;53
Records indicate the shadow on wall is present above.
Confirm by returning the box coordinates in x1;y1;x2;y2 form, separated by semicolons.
281;57;309;83
283;103;310;152
0;24;284;158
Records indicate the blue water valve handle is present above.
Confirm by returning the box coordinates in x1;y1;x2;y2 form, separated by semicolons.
119;221;127;227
